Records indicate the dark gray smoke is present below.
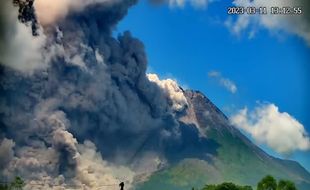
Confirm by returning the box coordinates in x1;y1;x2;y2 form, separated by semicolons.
0;0;185;188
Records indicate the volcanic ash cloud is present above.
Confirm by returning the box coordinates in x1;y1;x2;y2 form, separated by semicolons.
0;0;190;189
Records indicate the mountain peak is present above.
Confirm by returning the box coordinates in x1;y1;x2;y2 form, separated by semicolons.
180;89;232;135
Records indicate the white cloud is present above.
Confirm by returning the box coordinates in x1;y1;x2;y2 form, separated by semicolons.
147;73;188;112
208;70;220;77
220;78;237;94
230;103;310;154
208;71;237;94
227;0;310;45
168;0;208;9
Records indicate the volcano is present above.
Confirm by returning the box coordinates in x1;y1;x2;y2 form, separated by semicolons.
0;1;310;190
134;90;310;190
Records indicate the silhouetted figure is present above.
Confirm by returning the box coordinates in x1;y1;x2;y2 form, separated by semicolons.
119;182;124;190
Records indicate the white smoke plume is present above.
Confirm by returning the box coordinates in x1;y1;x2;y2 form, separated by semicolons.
147;73;188;112
0;138;15;171
75;141;135;190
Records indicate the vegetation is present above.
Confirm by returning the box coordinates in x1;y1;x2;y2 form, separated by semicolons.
198;175;297;190
0;177;25;190
257;175;297;190
277;180;297;190
0;175;298;190
202;182;253;190
257;175;277;190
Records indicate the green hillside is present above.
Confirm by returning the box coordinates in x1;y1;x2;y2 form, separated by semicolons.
136;91;310;190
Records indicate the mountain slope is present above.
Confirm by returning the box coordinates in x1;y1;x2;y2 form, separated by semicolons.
137;90;310;190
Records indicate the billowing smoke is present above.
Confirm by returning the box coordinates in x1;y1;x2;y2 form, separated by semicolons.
0;0;196;188
0;0;47;72
147;73;188;112
34;0;122;26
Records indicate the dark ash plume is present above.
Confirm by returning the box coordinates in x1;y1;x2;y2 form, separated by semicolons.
0;0;218;189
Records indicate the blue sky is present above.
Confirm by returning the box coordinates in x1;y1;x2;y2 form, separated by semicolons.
116;0;310;171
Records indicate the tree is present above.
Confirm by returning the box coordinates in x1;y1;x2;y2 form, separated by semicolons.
9;177;25;190
0;184;9;190
202;182;253;190
240;186;253;190
202;184;217;190
277;180;297;190
200;175;297;190
216;182;242;190
257;175;277;190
